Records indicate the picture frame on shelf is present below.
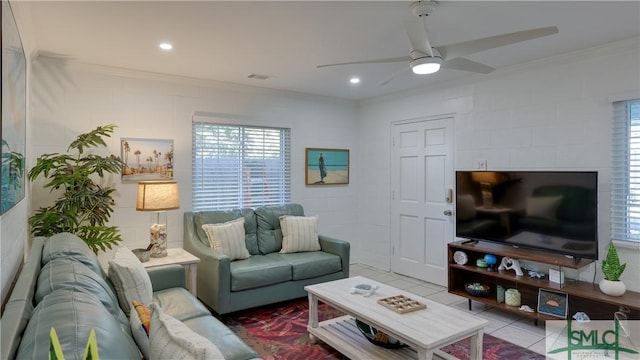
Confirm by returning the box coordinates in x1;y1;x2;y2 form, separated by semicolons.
537;289;568;318
121;138;174;182
305;148;349;185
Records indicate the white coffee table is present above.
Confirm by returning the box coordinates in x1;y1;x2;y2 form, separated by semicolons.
305;276;487;360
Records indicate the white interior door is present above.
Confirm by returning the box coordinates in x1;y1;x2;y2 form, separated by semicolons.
390;117;454;286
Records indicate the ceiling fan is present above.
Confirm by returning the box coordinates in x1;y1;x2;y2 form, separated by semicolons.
317;1;559;84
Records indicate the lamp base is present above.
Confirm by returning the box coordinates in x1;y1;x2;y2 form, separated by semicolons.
150;223;167;258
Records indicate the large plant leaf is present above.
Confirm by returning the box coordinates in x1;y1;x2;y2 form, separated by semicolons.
68;124;117;154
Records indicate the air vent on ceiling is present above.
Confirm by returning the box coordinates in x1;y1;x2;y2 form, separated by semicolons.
247;73;270;80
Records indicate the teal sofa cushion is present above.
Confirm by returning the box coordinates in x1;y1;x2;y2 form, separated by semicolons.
255;204;304;254
41;232;105;277
280;252;342;280
16;289;139;360
153;287;212;322
35;258;128;328
230;255;292;291
184;316;259;360
194;208;259;255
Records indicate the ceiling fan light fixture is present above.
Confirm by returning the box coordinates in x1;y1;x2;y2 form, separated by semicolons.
411;57;441;75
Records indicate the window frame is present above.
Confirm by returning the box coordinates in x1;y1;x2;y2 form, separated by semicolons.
611;99;640;243
192;121;291;211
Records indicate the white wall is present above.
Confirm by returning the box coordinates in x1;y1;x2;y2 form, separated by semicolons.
29;59;359;262
356;37;640;291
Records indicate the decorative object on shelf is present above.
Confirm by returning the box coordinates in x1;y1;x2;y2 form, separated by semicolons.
599;242;627;297
528;270;545;279
377;295;426;314
519;305;535;313
496;285;505;303
537;289;568;318
464;283;490;297
453;251;468;265
614;307;631;338
132;244;152;263
28;125;124;253
549;268;565;285
476;258;488;268
572;311;590;323
355;319;407;349
505;288;521;307
498;257;524;276
136;181;180;258
484;254;497;271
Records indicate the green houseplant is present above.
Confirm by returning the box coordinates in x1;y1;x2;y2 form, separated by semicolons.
599;242;627;296
28;124;124;253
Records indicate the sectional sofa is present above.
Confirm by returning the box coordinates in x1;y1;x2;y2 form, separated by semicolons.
1;232;258;360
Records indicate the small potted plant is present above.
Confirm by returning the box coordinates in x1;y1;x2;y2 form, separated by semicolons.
599;242;627;296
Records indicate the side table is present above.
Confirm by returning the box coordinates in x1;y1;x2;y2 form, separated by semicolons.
142;248;200;296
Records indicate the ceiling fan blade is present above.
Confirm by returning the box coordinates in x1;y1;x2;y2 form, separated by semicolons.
405;20;431;55
380;65;409;86
441;58;495;74
437;26;559;60
317;56;409;68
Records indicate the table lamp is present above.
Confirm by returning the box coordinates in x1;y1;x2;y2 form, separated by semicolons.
136;180;180;258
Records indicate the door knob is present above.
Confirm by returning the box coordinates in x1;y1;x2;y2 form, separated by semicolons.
444;210;452;216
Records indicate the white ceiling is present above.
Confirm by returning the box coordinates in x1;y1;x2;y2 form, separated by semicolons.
26;1;640;100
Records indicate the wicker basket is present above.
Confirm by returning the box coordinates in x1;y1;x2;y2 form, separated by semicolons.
464;283;490;297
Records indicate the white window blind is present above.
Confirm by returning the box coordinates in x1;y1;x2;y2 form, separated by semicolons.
192;122;291;211
611;99;640;242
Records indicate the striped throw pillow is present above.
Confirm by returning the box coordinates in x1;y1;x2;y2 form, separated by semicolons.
108;246;153;315
279;215;321;253
149;303;224;359
201;218;251;261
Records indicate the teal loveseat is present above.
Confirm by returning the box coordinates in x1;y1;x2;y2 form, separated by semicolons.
1;233;258;360
184;203;350;315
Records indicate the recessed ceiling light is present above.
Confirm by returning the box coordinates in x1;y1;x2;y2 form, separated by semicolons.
159;42;173;51
350;77;360;84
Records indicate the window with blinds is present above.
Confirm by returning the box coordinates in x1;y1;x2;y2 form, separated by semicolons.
611;99;640;242
192;122;291;211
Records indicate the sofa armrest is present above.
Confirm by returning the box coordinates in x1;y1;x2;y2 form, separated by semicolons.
148;264;185;291
319;235;350;277
184;212;232;314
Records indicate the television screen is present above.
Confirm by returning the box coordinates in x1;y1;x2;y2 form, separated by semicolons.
455;171;598;260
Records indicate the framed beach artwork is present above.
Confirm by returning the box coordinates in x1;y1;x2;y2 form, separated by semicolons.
1;1;26;214
537;289;568;319
121;138;174;182
305;148;349;185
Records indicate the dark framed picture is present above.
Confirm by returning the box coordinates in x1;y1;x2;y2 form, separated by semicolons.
537;289;568;318
305;148;349;185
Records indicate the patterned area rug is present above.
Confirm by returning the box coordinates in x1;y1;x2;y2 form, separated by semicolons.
225;298;545;360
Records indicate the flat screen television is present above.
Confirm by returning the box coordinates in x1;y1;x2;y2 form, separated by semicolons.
455;170;598;260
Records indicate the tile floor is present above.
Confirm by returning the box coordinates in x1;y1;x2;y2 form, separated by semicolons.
350;263;547;355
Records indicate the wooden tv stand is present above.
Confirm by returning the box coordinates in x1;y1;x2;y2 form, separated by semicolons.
448;240;640;322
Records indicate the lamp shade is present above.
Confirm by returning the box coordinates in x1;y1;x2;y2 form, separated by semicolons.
470;172;503;185
136;181;180;211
